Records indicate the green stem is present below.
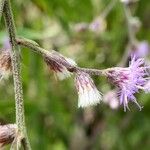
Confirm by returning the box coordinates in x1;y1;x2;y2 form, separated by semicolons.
3;0;31;149
0;0;5;21
101;0;117;19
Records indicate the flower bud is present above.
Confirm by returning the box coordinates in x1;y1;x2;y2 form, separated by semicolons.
44;51;77;80
0;124;17;147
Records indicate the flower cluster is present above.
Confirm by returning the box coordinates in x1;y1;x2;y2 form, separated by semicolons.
1;40;149;111
43;50;150;111
106;56;149;111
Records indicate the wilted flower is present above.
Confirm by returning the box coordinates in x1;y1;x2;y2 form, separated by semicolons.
106;56;149;111
0;50;12;80
75;72;102;108
0;124;17;147
103;90;119;110
89;17;106;33
130;41;149;58
44;51;77;80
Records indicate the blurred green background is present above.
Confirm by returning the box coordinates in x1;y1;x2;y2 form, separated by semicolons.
0;0;150;149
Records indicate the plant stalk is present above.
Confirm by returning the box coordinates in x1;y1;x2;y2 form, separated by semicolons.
0;0;5;21
3;0;31;149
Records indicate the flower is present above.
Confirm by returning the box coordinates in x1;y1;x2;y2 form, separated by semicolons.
0;124;17;147
44;51;77;80
89;17;106;33
106;56;149;111
0;50;12;80
103;90;119;110
130;41;149;58
3;36;11;50
75;72;102;108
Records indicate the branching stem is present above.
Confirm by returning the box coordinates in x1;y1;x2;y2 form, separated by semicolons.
16;37;116;76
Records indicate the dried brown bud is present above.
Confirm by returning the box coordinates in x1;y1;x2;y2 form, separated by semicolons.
0;124;17;147
44;51;77;80
0;50;12;80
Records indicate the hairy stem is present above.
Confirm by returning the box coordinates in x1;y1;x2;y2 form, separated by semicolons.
3;0;31;149
16;37;114;76
0;0;5;21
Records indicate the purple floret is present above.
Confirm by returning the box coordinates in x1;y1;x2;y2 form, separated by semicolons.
107;56;149;111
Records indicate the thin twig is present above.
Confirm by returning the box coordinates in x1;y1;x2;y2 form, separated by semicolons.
3;0;31;149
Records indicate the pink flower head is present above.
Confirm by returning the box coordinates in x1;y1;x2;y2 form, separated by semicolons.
103;90;119;110
130;41;149;58
107;56;149;111
75;72;102;108
44;51;77;80
0;124;17;147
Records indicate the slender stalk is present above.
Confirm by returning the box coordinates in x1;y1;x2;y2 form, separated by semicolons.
101;0;117;19
3;0;31;149
16;37;114;76
0;0;5;21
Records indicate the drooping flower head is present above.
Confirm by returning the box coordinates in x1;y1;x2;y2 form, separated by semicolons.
0;50;12;80
44;51;77;80
106;56;149;111
75;72;102;108
0;124;17;147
